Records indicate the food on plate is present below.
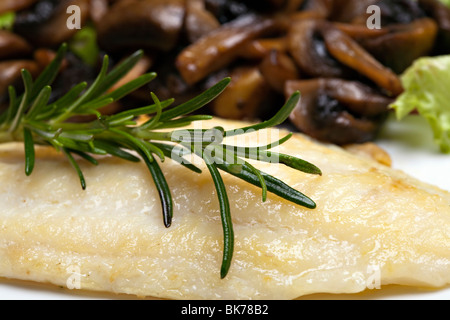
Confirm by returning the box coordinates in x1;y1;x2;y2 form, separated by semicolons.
1;0;450;148
0;47;449;299
0;117;449;299
0;46;324;281
0;0;449;300
390;55;450;153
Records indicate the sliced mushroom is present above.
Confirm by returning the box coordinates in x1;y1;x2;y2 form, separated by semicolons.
210;66;272;120
299;0;334;18
285;78;392;145
97;0;186;53
0;60;40;104
204;0;253;24
0;31;32;60
418;0;450;53
329;0;378;23
284;0;305;13
376;0;426;26
357;18;438;74
237;37;288;60
288;19;354;78
14;0;90;47
176;14;278;85
321;23;404;96
259;50;299;93
185;0;221;43
0;0;37;14
333;22;390;39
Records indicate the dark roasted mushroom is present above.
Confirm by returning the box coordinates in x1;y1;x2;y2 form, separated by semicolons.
329;0;378;22
327;0;439;74
237;37;288;60
97;0;186;53
418;0;450;53
210;66;272;120
0;60;40;104
285;78;393;145
14;0;90;47
321;23;404;95
288;19;354;78
288;19;403;96
0;31;32;60
0;0;37;14
377;0;426;26
357;18;438;74
176;14;278;85
204;0;253;24
185;0;221;43
259;50;299;93
299;0;334;18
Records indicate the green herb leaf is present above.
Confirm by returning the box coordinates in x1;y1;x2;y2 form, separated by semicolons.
138;149;174;228
62;147;87;190
23;127;35;176
201;150;234;279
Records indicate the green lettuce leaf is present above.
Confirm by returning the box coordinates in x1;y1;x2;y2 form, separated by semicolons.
438;0;450;7
68;26;100;67
390;55;450;153
0;11;15;30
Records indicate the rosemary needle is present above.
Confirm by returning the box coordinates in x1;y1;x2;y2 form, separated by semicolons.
0;44;322;279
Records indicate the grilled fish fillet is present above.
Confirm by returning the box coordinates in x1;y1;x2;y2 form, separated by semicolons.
0;118;449;300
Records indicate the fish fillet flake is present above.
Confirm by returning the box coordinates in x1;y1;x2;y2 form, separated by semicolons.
0;118;449;299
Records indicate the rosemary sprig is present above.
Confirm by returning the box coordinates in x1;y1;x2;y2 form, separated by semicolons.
0;44;322;279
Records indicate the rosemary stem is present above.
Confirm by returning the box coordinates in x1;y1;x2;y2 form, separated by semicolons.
0;131;15;144
133;129;173;142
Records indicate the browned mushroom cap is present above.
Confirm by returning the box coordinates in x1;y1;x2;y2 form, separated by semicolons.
97;0;185;53
418;0;450;53
185;0;221;43
176;14;278;85
14;0;90;47
284;0;306;12
210;66;272;120
237;37;288;60
0;0;37;14
285;79;392;145
288;19;354;78
357;18;438;74
299;0;334;18
329;0;378;22
0;60;40;103
376;0;427;25
0;31;32;60
259;50;299;93
321;23;404;96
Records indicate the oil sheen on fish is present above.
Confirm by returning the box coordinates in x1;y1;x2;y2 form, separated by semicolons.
0;118;449;299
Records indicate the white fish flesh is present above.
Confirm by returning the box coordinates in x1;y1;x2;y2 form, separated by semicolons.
0;118;449;299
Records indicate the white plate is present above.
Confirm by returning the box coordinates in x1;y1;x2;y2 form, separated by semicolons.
0;115;449;300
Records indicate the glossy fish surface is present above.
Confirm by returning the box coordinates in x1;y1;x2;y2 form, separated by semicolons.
0;118;449;299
